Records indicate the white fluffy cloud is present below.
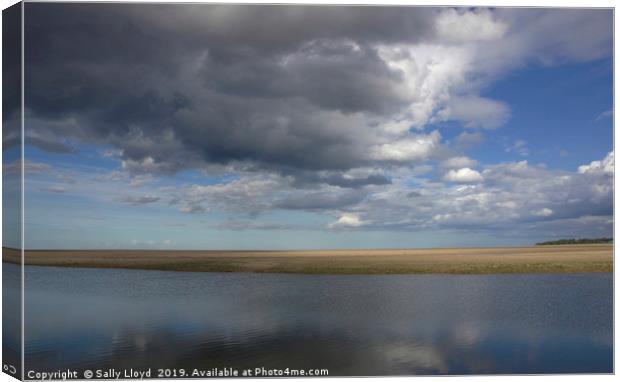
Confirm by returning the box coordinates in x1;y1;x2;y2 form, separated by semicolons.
159;152;612;237
374;8;611;135
324;152;613;233
435;8;508;43
443;168;483;183
375;10;512;131
534;208;554;217
441;156;478;169
329;213;365;229
177;174;285;215
369;131;441;162
378;43;476;129
578;151;614;174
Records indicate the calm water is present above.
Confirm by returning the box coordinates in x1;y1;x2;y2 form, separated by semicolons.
19;265;612;376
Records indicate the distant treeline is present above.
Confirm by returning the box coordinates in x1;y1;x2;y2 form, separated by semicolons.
536;238;613;245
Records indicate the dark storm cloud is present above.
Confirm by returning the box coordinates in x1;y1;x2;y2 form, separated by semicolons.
25;136;75;153
280;168;392;189
23;3;437;175
2;131;19;151
323;173;392;188
204;38;408;114
22;5;612;178
3;2;21;156
2;3;21;120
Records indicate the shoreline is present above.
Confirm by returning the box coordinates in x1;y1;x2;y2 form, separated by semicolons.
3;245;613;275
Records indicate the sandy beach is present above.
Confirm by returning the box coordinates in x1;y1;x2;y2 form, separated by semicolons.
2;245;613;274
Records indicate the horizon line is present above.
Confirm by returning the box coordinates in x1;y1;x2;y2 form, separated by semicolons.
2;243;614;252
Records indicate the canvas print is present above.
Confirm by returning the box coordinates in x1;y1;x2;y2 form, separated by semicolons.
2;2;614;379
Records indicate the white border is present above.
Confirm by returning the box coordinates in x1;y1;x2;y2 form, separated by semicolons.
0;2;616;382
19;1;24;380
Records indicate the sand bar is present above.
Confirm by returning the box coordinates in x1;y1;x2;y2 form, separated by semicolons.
2;245;613;274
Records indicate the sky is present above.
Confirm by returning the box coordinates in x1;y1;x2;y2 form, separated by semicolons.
2;4;614;250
